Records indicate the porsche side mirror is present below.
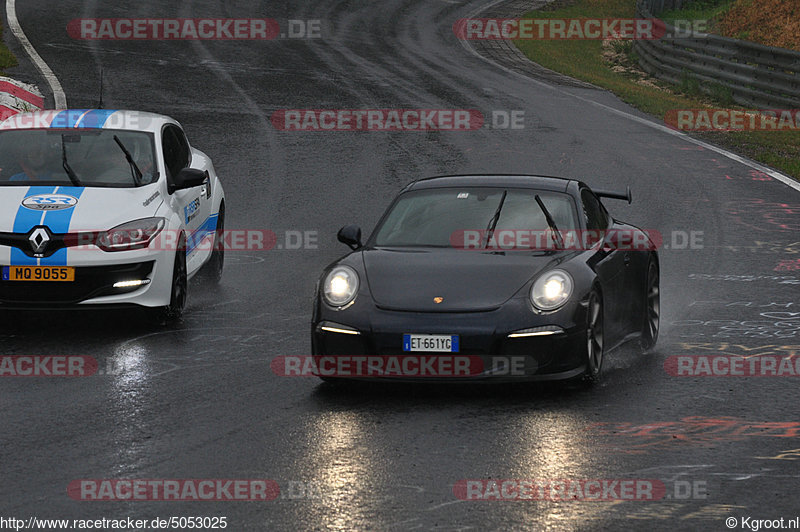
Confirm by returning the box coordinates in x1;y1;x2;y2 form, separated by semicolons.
169;168;207;193
337;225;362;250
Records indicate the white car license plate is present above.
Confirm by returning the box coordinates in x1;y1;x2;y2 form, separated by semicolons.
2;266;75;282
403;334;459;352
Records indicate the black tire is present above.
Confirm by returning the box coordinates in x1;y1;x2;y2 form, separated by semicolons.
579;289;605;385
640;258;660;351
198;203;224;284
146;234;187;324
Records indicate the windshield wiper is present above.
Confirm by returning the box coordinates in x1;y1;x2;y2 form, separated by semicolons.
61;135;82;186
483;190;507;249
113;135;143;186
534;194;563;249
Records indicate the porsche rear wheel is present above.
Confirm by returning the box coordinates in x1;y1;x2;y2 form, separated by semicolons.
640;258;660;351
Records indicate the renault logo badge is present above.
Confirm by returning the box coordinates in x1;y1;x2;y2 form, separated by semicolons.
28;227;51;254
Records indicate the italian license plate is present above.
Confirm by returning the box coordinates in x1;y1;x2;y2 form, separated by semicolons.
2;266;75;282
403;334;459;352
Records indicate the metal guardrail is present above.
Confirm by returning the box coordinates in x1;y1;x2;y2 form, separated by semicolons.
633;0;800;108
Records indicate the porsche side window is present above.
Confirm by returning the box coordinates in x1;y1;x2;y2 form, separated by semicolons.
581;189;608;231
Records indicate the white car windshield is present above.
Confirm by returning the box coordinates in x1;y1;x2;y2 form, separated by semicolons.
0;129;157;187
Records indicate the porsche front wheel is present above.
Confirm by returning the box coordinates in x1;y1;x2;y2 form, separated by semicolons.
581;289;604;384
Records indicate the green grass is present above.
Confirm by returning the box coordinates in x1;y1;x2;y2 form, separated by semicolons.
715;131;800;177
513;0;800;180
515;0;706;117
659;0;735;30
0;23;19;72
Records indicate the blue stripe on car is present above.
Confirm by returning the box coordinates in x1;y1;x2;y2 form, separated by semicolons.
39;187;85;266
11;186;56;266
49;109;118;129
50;110;88;129
76;109;117;128
185;214;219;255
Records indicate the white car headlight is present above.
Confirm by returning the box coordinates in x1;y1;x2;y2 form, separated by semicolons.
96;217;165;252
530;269;573;311
323;266;359;308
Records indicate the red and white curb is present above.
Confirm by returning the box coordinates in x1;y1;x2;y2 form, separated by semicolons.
0;76;44;120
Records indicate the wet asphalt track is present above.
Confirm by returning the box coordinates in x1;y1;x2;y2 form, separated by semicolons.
2;0;800;530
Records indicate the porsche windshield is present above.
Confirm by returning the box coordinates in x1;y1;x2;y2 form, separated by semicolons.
372;187;579;248
0;129;157;187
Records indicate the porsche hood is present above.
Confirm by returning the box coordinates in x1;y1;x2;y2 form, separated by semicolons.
361;248;573;312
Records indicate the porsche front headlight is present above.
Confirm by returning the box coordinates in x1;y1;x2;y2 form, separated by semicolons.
530;269;573;311
323;266;359;309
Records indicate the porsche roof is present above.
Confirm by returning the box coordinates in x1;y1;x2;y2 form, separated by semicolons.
0;109;177;133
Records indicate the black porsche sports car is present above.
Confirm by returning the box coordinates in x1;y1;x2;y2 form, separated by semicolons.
312;175;659;384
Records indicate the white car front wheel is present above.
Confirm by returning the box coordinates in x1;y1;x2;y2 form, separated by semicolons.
146;233;187;324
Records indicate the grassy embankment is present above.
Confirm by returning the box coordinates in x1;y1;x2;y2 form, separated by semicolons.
514;0;800;179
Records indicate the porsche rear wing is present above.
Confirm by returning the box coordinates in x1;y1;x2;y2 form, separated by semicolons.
594;186;632;204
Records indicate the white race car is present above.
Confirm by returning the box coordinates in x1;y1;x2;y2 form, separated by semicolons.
0;109;225;321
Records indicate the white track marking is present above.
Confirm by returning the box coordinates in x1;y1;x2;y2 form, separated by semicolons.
5;0;67;108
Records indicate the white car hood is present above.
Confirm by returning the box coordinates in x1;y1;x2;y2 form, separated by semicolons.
0;184;163;234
